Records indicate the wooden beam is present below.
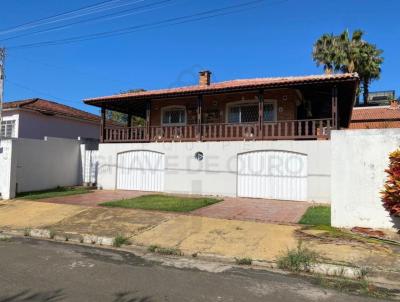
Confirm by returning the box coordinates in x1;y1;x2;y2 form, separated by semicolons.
145;100;151;125
258;89;264;138
332;86;338;129
127;113;132;127
145;100;151;140
197;95;203;141
100;107;106;143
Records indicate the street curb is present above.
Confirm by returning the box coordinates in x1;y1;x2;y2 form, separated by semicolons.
1;228;399;291
0;228;115;247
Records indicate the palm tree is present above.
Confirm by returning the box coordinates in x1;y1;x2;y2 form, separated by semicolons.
312;29;383;104
312;33;339;74
357;43;383;105
337;29;364;73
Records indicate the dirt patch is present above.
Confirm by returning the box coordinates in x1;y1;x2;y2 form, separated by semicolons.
296;227;400;272
133;215;299;261
0;201;86;229
50;207;175;237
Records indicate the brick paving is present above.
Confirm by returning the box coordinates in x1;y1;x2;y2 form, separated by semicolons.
191;197;312;224
37;190;312;224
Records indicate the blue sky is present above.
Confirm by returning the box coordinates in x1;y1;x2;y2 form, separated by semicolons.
1;0;399;114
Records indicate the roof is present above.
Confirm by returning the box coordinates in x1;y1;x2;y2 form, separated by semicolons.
349;105;400;129
84;73;359;105
349;121;400;129
3;98;99;123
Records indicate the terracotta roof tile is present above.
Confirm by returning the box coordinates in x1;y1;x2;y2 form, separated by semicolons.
350;106;400;129
349;121;400;129
84;73;359;104
4;98;99;122
351;106;400;121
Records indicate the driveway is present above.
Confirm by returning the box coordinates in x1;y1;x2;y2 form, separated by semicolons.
191;197;312;224
36;190;311;224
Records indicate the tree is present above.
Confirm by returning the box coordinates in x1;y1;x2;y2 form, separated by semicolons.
312;29;383;104
106;110;127;124
312;33;339;74
106;88;147;126
357;43;383;106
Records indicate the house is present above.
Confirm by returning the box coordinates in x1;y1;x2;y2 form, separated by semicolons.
350;100;400;129
356;90;395;107
1;98;100;140
84;71;359;203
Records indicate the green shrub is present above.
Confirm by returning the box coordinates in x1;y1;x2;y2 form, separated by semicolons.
49;229;56;239
277;241;317;272
155;247;183;256
113;235;130;247
381;149;400;216
147;245;159;252
235;257;252;265
147;245;182;256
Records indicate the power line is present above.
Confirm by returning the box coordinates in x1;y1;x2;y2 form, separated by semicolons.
0;0;172;43
5;79;83;106
8;0;268;50
7;52;136;87
0;0;139;36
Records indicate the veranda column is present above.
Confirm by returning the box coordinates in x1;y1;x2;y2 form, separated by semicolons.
197;95;203;141
258;89;264;139
332;86;338;129
100;107;106;143
146;100;151;141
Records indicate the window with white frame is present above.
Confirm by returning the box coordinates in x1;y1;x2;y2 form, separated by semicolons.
227;101;276;123
161;106;186;125
1;120;16;138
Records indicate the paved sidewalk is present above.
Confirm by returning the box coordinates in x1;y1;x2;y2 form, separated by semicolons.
0;200;399;279
192;197;311;224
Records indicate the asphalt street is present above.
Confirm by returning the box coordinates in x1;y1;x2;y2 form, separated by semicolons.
0;237;382;302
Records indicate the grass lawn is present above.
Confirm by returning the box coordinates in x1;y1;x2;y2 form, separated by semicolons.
299;205;331;226
100;194;221;212
17;187;93;200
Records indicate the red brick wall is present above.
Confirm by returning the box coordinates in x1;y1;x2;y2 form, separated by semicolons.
149;89;299;126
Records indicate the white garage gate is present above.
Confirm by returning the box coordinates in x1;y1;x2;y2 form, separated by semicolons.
237;150;307;201
116;150;165;192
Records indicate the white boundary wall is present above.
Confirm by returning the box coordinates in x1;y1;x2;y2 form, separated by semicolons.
331;129;400;229
0;137;89;199
0;140;15;200
97;140;331;202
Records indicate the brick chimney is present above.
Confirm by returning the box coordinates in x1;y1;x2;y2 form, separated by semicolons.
199;70;212;86
390;99;399;109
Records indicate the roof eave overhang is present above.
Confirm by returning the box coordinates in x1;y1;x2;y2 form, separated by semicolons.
84;77;359;107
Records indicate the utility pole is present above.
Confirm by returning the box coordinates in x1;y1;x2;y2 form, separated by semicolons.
0;48;5;139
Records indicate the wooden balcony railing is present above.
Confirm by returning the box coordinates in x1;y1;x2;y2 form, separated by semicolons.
103;118;333;143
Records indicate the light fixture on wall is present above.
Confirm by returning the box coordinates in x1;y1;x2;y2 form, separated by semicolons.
194;152;204;161
282;95;288;101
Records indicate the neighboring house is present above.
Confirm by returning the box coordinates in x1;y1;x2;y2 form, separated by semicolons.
1;98;100;140
350;100;400;129
363;90;395;107
84;71;359;202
